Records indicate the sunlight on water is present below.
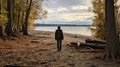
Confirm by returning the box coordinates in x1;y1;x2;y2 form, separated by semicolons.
34;26;92;36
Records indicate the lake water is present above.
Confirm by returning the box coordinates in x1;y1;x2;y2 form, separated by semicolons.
34;26;92;36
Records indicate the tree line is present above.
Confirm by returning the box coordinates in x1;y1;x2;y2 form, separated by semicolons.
0;0;47;37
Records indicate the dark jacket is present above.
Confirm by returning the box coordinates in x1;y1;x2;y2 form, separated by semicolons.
55;29;64;40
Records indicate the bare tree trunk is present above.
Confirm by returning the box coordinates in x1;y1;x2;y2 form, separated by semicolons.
105;0;120;60
0;0;2;15
17;7;21;32
23;0;32;35
114;0;120;41
13;0;15;23
5;0;14;36
21;12;25;32
0;0;3;37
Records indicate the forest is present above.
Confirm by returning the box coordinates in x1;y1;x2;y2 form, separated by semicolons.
0;0;47;36
0;0;120;67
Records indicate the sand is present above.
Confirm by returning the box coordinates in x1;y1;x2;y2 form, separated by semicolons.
0;30;120;67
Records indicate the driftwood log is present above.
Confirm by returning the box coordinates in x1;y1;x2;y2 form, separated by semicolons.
85;39;106;44
80;43;105;49
70;42;105;49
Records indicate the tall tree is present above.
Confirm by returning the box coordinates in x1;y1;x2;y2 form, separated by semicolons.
0;0;2;15
13;0;26;32
17;7;21;32
0;0;3;37
105;0;120;60
91;0;105;40
5;0;14;36
23;0;32;35
114;0;120;41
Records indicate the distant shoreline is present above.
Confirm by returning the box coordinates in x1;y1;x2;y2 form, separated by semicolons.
34;26;92;36
34;24;92;27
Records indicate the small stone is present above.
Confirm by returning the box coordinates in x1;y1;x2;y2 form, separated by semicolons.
31;41;39;43
40;61;47;64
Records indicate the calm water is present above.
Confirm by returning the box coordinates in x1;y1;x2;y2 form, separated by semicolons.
34;26;92;36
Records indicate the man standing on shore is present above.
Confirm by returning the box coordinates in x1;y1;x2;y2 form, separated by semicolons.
55;26;64;51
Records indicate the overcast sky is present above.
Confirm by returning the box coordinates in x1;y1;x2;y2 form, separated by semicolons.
39;0;93;24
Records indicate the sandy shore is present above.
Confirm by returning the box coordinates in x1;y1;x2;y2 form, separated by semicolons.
0;30;120;67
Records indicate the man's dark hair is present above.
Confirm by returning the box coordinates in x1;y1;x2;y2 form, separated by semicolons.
58;26;60;29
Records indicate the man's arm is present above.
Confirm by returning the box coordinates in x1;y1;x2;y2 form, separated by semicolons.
61;31;64;40
55;30;57;40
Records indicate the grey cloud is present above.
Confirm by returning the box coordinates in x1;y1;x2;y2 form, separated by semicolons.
45;0;91;14
43;0;92;23
56;9;88;14
46;0;91;8
47;7;88;15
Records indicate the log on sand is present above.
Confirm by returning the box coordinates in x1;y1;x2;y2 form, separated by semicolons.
85;39;106;44
80;43;105;49
70;42;105;49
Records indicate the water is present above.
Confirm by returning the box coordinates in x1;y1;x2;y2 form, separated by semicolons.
34;26;92;36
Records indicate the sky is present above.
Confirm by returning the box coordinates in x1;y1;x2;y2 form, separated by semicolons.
36;0;94;24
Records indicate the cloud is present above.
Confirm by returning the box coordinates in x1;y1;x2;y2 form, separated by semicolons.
45;0;91;8
47;5;89;14
57;7;68;12
42;0;93;24
46;12;94;23
47;7;68;13
71;5;88;10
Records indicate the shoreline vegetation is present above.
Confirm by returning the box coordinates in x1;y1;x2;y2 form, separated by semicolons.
0;30;120;67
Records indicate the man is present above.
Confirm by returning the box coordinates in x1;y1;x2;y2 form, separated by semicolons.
55;26;64;51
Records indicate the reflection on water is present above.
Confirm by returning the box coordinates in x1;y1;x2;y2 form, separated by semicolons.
34;26;92;36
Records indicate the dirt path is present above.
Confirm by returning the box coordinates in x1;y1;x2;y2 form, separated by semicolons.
0;30;120;67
